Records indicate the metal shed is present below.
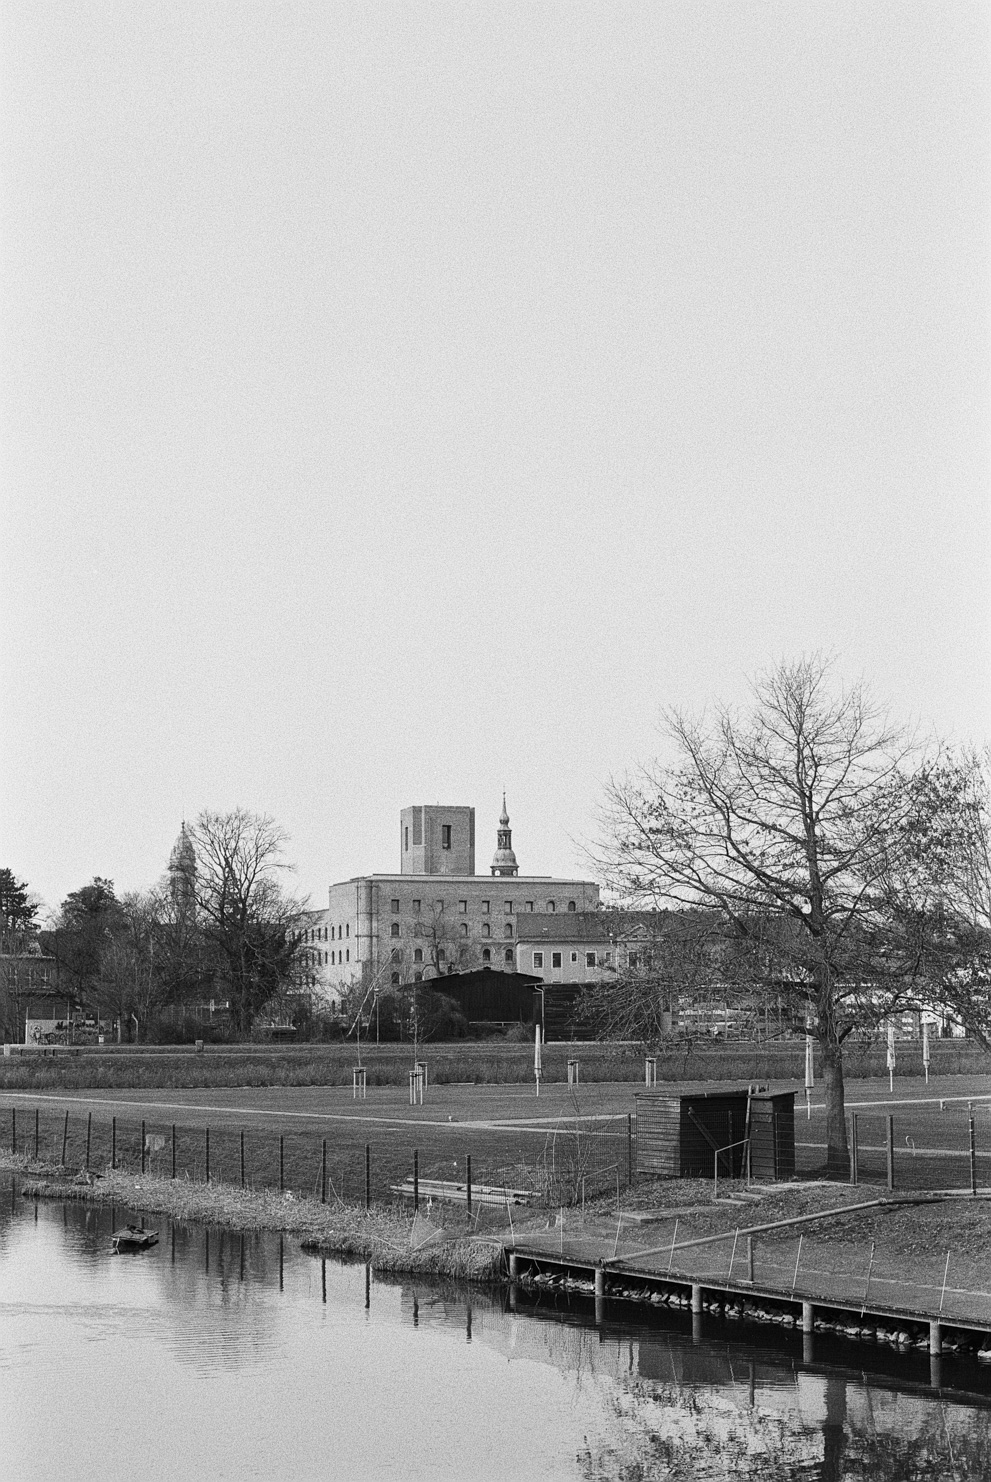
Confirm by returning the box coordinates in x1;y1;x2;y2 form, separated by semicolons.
634;1090;750;1179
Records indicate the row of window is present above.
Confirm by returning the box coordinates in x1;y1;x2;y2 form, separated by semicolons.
389;921;515;939
532;950;602;969
390;898;578;915
304;925;349;942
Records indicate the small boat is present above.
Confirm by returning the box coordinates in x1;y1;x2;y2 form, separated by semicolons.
111;1224;159;1254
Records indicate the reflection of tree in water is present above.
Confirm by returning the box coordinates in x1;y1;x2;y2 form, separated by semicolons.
576;1369;991;1482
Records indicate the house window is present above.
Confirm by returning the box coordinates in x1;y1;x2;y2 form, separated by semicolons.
404;827;409;851
414;972;422;983
346;924;349;937
571;952;578;963
552;952;562;968
437;948;445;962
504;901;513;913
533;952;544;969
547;901;556;913
628;953;639;969
459;923;468;937
331;927;335;940
586;953;596;968
481;924;491;938
482;948;491;963
441;824;452;849
525;901;533;912
391;948;401;962
504;924;513;938
391;972;400;986
459;900;467;913
568;901;576;912
413;949;423;963
330;951;335;965
390;923;400;937
345;949;349;962
504;949;514;964
481;900;490;913
412;899;421;913
391;898;400;912
435;899;443;911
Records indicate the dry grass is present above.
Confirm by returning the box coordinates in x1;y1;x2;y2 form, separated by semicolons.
12;1156;506;1281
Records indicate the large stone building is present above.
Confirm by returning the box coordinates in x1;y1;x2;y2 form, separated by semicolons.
319;799;600;997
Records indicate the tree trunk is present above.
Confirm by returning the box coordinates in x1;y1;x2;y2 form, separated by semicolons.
821;1036;849;1178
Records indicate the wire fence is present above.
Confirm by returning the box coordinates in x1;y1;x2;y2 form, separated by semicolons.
623;1228;991;1329
4;1105;634;1213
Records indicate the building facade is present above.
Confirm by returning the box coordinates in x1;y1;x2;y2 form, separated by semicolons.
324;801;600;995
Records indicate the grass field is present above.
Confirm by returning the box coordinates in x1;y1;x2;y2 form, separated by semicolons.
1;1036;987;1092
3;1072;990;1211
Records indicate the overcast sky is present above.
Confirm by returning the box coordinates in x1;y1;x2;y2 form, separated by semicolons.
1;1;988;914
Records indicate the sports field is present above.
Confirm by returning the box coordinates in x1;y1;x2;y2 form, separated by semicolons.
2;1073;990;1208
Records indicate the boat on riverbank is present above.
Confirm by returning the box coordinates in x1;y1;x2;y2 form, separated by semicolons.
111;1224;158;1253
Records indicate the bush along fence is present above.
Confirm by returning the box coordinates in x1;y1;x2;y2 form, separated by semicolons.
4;1106;636;1213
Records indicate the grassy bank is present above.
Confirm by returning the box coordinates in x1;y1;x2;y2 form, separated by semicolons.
0;1037;985;1091
12;1158;506;1281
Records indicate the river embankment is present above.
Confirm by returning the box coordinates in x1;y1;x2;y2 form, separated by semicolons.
9;1158;504;1281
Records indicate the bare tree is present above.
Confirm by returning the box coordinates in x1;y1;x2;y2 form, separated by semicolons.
596;656;949;1175
185;808;308;1035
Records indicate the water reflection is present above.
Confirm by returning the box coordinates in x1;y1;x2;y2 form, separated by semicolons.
0;1179;987;1480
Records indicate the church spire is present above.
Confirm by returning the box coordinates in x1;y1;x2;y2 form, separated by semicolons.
490;794;519;877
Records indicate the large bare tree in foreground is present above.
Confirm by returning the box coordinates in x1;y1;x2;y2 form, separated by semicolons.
597;656;972;1176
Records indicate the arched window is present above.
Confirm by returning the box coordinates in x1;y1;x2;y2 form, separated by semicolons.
567;900;576;912
547;901;556;913
413;948;423;963
390;922;400;937
504;949;514;964
481;948;491;963
414;972;423;983
391;972;400;986
437;948;445;962
459;923;468;937
503;923;513;938
481;923;490;938
391;948;401;963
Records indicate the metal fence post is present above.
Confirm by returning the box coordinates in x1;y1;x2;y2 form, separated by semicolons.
849;1114;859;1185
111;1115;116;1170
321;1138;327;1204
413;1148;419;1211
141;1120;146;1175
10;1107;14;1155
205;1127;210;1184
240;1130;245;1189
34;1108;39;1160
970;1117;977;1195
61;1111;69;1166
467;1154;472;1214
365;1144;371;1210
627;1113;634;1187
171;1124;176;1180
279;1134;284;1193
886;1116;895;1191
85;1112;91;1171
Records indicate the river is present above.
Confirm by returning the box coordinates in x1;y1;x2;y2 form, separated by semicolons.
0;1178;988;1480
